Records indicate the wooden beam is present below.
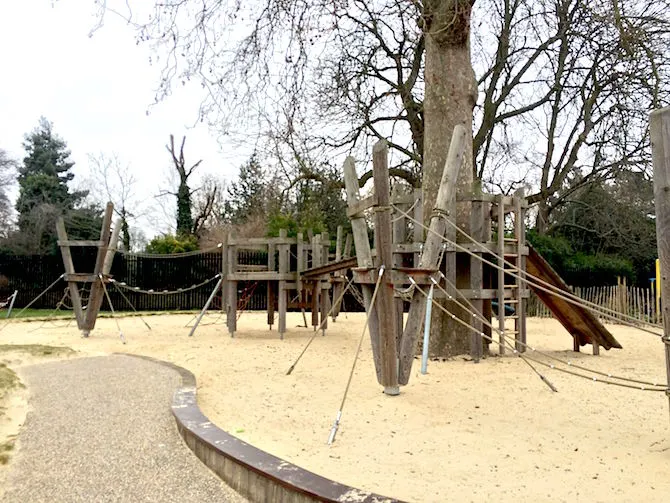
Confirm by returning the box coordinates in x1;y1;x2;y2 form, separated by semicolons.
346;194;376;218
56;218;85;331
372;140;399;395
398;125;466;385
649;106;670;414
278;229;289;338
57;240;105;247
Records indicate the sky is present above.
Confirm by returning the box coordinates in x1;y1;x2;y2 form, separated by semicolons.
0;1;249;237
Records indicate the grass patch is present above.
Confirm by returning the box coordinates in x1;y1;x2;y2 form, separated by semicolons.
0;363;22;402
0;344;76;358
0;438;15;465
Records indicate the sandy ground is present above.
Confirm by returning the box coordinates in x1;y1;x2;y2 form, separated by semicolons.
0;312;669;502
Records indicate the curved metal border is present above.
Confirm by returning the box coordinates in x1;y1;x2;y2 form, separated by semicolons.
128;354;403;503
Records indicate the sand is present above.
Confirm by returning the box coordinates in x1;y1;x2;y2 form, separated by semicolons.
0;312;669;502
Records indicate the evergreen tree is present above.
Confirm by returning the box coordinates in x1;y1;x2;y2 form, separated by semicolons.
224;156;276;224
13;118;98;253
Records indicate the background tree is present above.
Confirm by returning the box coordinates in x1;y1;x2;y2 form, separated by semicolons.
87;152;141;250
12;118;100;254
165;134;201;237
0;148;16;237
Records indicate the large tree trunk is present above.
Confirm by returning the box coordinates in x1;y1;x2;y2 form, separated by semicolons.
422;0;477;357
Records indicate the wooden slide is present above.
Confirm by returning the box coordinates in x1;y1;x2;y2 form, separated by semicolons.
526;245;622;350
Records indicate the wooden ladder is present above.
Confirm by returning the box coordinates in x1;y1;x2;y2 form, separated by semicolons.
496;193;527;354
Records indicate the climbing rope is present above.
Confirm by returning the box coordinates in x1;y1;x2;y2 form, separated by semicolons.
328;266;386;445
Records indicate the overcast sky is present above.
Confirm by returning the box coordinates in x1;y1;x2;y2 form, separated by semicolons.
0;1;248;237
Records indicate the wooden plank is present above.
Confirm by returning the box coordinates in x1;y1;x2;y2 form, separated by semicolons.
227;273;296;281
398;125;467;385
372;140;399;394
64;273;99;283
56;217;85;331
227;241;238;336
57;240;104;247
346;194;376;218
343;156;382;383
649;106;670;412
526;246;621;350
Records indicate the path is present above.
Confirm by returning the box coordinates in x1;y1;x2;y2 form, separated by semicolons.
1;354;247;503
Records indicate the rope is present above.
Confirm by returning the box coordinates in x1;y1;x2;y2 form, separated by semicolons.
237;281;260;321
391;204;664;338
99;274;126;344
110;281;152;330
118;243;223;259
391;196;420;223
442;215;664;332
328;266;386;445
412;279;668;393
110;275;220;295
432;272;667;389
286;277;355;375
0;274;65;332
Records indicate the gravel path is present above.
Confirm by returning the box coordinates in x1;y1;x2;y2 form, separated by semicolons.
1;355;247;503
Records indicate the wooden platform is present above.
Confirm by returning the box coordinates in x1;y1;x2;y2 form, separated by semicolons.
526;245;622;351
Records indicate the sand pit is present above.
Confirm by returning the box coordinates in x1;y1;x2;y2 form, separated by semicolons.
1;312;669;502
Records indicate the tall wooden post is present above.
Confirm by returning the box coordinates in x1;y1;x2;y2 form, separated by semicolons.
397;125;466;384
278;229;289;338
226;232;238;337
331;226;345;321
343;156;383;383
470;198;484;362
372;140;400;395
649;106;670;416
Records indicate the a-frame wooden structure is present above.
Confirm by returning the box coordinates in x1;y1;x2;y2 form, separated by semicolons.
55;202;120;337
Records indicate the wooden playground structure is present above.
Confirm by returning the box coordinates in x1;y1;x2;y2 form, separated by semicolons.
44;114;670;414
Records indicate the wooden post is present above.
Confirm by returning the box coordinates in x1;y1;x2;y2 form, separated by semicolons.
331;226;345;321
412;188;423;267
497;194;506;355
514;189;527;352
227;233;238;336
372;140;399;395
310;234;321;329
398;125;467;385
343;156;383;383
297;232;308;327
649;106;670;415
320;232;329;333
469;197;484;362
221;233;228;314
278;229;289;339
268;240;276;329
392;191;408;348
82;202;114;335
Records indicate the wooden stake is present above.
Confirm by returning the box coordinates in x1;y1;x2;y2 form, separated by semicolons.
649;106;670;416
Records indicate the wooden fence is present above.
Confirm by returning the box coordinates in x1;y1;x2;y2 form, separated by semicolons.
527;283;661;324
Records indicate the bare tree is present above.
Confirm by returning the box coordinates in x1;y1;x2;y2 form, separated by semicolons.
87;152;140;249
164;134;201;236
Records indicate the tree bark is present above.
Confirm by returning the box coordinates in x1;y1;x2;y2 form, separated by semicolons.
423;0;477;357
